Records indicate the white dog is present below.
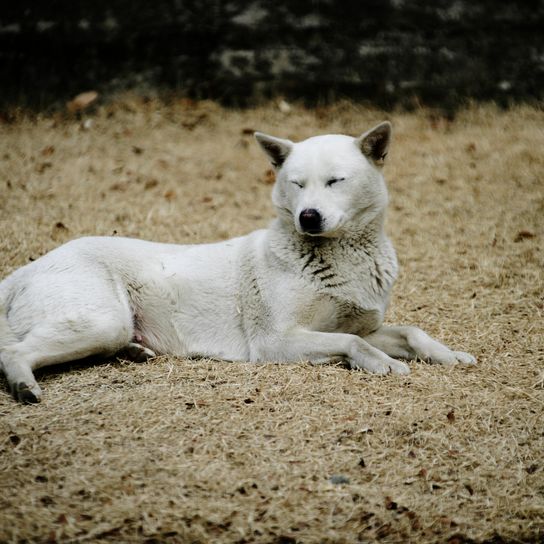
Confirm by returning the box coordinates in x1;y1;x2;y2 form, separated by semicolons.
0;122;475;402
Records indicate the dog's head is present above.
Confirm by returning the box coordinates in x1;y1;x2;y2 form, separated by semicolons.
255;122;391;237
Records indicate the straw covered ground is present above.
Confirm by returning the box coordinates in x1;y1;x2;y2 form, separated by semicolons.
0;98;542;543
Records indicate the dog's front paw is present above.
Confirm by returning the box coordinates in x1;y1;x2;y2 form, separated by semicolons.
350;356;410;375
423;348;477;366
452;351;477;365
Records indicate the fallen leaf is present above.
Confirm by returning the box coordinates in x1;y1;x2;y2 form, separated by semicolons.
447;409;455;422
514;230;536;242
41;145;55;156
36;161;53;173
278;100;291;114
132;145;144;155
384;497;398;510
67;91;98;113
144;179;159;189
262;169;275;185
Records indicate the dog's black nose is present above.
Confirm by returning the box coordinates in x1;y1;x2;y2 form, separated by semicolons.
299;208;322;234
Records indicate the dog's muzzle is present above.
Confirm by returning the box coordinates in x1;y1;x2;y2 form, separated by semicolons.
299;208;322;234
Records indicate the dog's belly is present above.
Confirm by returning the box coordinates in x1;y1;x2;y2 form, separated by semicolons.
125;238;256;361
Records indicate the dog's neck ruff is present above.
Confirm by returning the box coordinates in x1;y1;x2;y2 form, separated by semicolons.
266;213;398;304
268;214;387;262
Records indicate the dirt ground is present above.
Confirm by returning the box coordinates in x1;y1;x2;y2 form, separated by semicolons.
0;98;542;543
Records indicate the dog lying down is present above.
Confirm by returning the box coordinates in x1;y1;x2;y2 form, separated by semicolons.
0;122;475;403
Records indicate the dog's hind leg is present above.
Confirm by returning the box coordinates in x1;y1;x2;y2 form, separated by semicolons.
1;314;133;403
364;326;476;365
1;357;42;403
119;342;157;363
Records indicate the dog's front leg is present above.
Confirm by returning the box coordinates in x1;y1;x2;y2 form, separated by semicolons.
263;329;410;375
364;326;476;365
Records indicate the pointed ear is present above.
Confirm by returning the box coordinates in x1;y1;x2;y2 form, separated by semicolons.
254;132;293;168
355;121;392;166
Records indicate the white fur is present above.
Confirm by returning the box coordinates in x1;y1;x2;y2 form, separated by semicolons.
0;122;475;402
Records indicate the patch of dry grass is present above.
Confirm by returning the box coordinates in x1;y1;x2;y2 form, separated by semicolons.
0;97;543;543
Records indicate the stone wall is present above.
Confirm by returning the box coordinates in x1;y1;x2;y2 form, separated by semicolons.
1;0;543;109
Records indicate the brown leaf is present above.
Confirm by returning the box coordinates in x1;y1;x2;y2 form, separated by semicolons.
41;145;55;156
262;169;276;185
36;161;53;173
514;230;536;242
241;127;255;135
132;145;144;155
447;409;455;422
164;190;176;200
384;497;398;510
56;513;68;524
144;179;159;189
67;91;98;113
54;222;68;231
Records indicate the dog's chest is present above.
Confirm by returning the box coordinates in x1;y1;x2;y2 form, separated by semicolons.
299;243;395;336
308;293;384;336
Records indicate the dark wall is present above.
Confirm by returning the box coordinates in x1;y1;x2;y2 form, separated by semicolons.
1;0;543;109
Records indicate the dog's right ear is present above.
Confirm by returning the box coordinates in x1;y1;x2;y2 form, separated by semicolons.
254;132;293;169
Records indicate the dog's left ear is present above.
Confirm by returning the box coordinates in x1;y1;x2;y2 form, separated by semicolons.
254;132;294;169
355;121;392;167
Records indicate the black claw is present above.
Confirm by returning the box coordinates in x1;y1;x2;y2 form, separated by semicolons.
16;383;40;404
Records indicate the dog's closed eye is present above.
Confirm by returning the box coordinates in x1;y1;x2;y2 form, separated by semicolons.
291;180;304;188
326;177;345;187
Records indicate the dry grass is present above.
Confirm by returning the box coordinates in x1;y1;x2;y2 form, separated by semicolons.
0;97;543;543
